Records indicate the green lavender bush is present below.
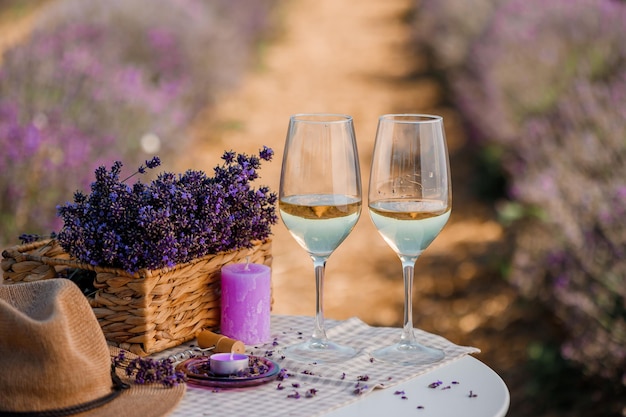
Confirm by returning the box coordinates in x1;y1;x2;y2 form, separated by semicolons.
0;0;275;245
415;0;626;386
413;0;504;72
507;76;626;382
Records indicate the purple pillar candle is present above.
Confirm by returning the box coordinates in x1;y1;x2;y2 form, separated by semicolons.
220;262;271;344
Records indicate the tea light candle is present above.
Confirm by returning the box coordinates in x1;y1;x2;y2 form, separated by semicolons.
220;262;271;344
210;353;249;375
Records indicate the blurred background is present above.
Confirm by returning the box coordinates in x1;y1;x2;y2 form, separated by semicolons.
1;0;625;415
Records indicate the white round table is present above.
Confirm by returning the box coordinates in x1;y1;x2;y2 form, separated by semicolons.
325;356;509;417
170;355;509;417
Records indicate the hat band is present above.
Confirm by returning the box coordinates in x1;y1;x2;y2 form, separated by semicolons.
0;366;129;417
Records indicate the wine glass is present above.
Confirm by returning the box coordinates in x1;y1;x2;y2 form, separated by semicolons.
368;114;451;365
279;113;362;363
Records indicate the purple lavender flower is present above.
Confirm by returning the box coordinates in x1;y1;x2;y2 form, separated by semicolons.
428;380;443;389
57;149;276;272
112;351;185;387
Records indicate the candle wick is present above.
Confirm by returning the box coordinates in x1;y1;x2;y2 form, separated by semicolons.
245;256;250;271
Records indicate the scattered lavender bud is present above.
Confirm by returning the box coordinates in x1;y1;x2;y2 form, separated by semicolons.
428;380;443;388
287;391;301;399
353;384;368;396
469;390;478;398
305;388;318;398
277;368;290;381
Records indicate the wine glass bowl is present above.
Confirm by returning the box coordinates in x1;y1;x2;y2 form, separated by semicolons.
368;114;451;365
279;113;362;363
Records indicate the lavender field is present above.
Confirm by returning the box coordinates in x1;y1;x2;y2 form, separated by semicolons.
414;0;626;414
0;0;275;243
1;0;625;415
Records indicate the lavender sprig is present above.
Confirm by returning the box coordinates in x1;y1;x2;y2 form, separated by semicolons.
18;232;57;244
112;350;185;387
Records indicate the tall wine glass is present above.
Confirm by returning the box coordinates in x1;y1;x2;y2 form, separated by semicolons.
279;113;362;363
368;114;451;365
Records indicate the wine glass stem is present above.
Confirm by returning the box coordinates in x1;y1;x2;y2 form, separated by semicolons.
400;256;418;345
311;256;329;343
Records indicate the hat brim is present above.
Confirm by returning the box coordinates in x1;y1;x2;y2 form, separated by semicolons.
72;347;186;417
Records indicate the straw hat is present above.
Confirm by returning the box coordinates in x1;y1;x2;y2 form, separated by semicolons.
0;279;185;416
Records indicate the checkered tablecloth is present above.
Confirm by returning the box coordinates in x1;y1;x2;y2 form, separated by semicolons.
158;315;479;417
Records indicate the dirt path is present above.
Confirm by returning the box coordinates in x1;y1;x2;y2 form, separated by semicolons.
184;0;429;321
180;0;519;369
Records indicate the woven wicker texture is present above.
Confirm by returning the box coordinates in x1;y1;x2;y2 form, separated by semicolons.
1;239;272;355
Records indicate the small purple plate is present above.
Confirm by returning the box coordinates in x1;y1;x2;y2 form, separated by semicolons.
176;355;280;389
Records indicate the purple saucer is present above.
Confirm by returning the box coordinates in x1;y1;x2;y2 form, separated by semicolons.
176;355;280;389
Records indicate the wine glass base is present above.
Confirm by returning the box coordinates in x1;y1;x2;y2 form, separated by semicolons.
283;339;359;364
372;342;444;366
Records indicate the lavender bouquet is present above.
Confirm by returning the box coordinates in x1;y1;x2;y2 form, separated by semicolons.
56;147;277;273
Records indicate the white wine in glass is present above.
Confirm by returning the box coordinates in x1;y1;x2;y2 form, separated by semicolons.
279;113;362;363
368;114;451;365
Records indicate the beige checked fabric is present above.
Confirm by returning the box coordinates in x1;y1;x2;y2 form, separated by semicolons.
159;315;480;417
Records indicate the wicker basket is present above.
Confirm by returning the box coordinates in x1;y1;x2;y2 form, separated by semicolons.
1;239;272;356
